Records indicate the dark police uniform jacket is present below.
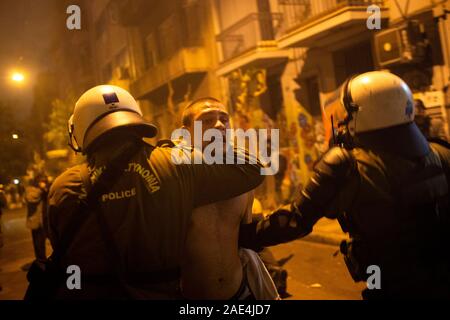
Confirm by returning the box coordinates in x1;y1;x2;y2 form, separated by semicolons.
47;141;264;299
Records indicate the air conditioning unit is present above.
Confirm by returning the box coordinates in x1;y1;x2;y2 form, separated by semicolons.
374;20;427;68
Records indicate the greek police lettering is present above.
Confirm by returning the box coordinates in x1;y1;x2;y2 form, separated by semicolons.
126;162;160;193
101;187;136;202
179;304;214;318
92;163;160;193
90;166;104;184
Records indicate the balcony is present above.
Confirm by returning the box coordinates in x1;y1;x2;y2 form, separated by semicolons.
216;13;289;76
129;8;207;99
277;0;388;48
130;47;208;99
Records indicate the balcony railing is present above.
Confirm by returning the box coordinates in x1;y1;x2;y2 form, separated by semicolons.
278;0;385;35
216;13;283;62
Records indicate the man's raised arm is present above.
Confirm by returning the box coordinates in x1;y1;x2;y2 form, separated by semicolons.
191;147;265;207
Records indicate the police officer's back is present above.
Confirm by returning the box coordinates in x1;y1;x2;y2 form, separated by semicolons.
46;85;264;299
240;71;450;299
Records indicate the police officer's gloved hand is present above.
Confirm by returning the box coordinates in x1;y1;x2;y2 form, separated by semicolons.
239;202;318;250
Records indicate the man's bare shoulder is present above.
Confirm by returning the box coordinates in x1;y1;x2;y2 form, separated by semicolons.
193;191;253;219
214;191;251;208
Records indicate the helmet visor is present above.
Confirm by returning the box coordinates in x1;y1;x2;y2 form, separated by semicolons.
84;110;158;151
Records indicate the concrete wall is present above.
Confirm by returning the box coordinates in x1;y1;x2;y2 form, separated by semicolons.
216;0;258;29
89;1;131;88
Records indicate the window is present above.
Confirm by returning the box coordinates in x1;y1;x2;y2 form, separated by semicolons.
333;41;374;86
305;76;321;118
296;76;321;118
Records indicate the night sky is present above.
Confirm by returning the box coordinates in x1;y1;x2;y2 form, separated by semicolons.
0;0;59;119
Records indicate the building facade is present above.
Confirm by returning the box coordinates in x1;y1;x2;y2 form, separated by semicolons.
113;0;223;140
77;0;450;209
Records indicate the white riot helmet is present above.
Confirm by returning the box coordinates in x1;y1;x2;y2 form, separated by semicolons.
68;85;157;153
340;71;414;134
338;71;429;158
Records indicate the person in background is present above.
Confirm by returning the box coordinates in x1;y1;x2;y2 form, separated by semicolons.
24;175;48;266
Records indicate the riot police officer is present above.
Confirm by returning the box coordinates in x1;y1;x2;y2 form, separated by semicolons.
240;71;450;299
32;85;263;299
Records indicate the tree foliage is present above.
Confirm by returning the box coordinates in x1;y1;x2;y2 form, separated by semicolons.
43;95;85;177
44;98;73;150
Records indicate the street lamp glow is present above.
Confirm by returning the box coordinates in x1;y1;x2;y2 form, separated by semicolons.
13;179;19;185
12;133;19;139
11;72;25;82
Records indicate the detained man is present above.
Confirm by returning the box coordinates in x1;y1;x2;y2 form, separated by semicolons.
176;97;279;300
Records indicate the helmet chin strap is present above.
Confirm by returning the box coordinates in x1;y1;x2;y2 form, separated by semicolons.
339;75;360;140
333;76;360;149
68;122;83;153
346;109;358;137
334;122;355;149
